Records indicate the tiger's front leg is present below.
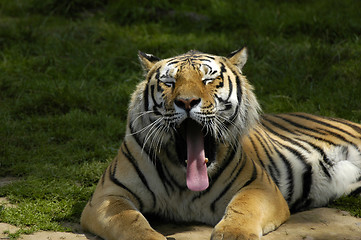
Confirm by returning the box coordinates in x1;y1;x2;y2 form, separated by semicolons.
81;194;166;240
211;175;290;240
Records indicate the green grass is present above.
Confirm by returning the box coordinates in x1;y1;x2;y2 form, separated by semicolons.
330;196;361;218
0;0;361;238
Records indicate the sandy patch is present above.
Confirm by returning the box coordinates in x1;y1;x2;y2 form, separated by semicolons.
151;208;361;240
1;208;360;240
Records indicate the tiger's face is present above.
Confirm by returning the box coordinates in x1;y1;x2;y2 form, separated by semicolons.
129;49;260;191
146;51;240;137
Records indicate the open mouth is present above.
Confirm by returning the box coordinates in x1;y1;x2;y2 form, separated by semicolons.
175;118;216;191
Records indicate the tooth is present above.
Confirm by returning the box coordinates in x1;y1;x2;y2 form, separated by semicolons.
185;160;188;164
205;158;209;164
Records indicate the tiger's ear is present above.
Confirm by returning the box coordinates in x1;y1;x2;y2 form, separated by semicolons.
138;51;161;72
227;47;247;70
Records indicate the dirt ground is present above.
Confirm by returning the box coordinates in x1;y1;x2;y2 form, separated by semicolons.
1;177;361;240
1;207;360;240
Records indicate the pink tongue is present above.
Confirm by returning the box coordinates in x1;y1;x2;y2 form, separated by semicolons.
186;121;209;191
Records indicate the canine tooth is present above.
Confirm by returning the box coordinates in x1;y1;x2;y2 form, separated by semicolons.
185;160;188;164
205;158;209;163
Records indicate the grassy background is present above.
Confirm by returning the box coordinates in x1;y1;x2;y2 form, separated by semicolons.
0;0;360;237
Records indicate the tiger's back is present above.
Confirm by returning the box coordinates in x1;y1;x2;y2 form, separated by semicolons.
244;112;361;212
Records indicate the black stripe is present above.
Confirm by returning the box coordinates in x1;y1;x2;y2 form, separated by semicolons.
271;114;327;136
225;76;233;102
157;79;164;93
215;77;224;89
163;163;187;191
167;60;180;66
264;115;301;134
267;166;279;187
250;130;286;188
193;58;212;62
273;147;294;203
122;142;157;209
161;146;187;191
128;124;174;194
215;94;232;111
226;74;242;124
205;55;216;60
290;164;313;212
289;113;358;139
150;85;162;108
294;129;337;145
262;117;312;153
241;160;258;188
155;67;161;79
155;164;172;195
261;127;284;148
295;137;334;168
109;159;144;211
254;128;274;156
323;129;359;148
228;151;244;180
263;132;313;211
144;83;149;111
281;144;312;212
219;62;227;73
201;63;213;73
163;148;183;193
319;161;332;179
235;75;243;103
208;146;238;186
253;129;280;178
248;136;266;168
210;155;248;212
329;117;361;134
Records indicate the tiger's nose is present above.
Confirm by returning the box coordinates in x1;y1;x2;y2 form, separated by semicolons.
174;98;201;111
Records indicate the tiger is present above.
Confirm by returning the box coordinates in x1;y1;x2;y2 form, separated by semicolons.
80;48;361;240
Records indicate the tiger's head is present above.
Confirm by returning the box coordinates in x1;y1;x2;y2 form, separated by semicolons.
128;48;260;191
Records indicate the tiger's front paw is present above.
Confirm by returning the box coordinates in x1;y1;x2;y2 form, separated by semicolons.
211;221;261;240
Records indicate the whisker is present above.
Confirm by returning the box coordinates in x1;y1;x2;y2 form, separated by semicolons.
213;116;241;151
149;126;164;161
142;117;164;154
131;110;155;126
128;116;162;137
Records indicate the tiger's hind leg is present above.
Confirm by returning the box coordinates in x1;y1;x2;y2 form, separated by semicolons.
328;145;361;197
307;144;361;208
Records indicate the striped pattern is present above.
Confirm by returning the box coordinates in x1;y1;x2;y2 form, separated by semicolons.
245;113;361;212
98;111;361;224
81;50;361;240
96;51;361;221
